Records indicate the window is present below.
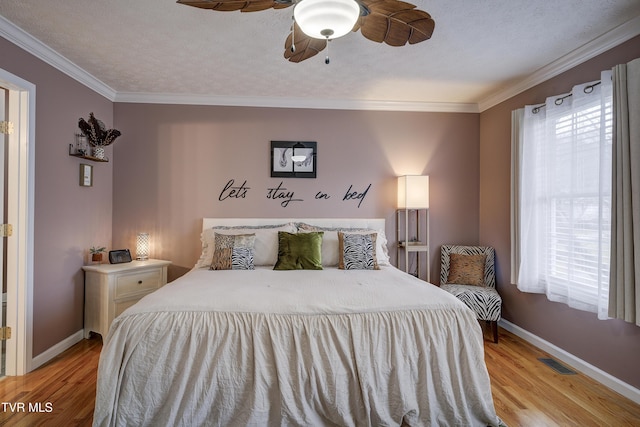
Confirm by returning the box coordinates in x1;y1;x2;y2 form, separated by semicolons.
513;71;612;318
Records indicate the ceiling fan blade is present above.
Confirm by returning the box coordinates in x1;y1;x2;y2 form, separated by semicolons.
177;0;292;13
358;0;434;46
284;24;327;63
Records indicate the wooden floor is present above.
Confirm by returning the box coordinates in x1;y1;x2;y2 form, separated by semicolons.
482;326;640;426
0;338;101;427
1;328;639;426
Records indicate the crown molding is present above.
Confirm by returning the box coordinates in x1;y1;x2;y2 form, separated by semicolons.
0;15;475;113
2;12;637;114
113;92;479;113
478;14;640;112
0;15;117;101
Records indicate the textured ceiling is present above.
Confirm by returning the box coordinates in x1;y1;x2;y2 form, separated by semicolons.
1;0;640;111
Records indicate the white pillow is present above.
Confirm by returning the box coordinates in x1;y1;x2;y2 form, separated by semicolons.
296;223;390;266
195;223;296;268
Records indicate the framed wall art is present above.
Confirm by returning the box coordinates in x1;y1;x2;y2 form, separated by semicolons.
79;163;93;187
109;249;132;264
270;141;317;178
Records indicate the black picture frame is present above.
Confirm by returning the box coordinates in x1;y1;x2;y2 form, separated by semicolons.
79;163;93;187
270;141;317;178
109;249;132;264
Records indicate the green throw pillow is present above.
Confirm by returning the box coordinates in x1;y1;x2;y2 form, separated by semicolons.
274;231;323;270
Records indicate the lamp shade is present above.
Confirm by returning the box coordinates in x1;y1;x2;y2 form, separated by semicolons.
136;233;150;260
397;175;429;209
294;0;360;40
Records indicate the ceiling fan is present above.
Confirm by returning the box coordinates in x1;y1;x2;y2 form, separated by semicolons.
177;0;435;63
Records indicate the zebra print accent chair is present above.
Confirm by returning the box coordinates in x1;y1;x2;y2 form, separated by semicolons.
440;245;502;343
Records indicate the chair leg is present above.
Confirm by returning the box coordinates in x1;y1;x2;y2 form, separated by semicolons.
491;321;499;343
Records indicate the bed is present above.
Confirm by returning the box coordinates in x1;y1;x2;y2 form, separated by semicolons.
93;218;500;427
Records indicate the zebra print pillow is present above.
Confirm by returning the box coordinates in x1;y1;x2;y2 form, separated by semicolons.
210;233;256;270
196;223;296;268
338;232;380;270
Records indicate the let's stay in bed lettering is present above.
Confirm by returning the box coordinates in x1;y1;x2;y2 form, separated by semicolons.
218;179;371;208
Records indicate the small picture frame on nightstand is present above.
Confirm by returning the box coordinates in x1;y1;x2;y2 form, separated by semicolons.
80;163;93;187
109;249;132;264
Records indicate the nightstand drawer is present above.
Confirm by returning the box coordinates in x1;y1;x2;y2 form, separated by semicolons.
115;270;162;299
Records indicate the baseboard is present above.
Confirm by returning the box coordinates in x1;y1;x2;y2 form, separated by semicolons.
30;329;85;371
499;319;640;405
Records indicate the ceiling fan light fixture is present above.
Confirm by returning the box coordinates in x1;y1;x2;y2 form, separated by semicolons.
294;0;360;40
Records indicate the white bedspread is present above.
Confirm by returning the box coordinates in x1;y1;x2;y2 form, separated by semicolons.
94;266;499;427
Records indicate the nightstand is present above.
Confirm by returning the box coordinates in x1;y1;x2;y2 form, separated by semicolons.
82;259;171;338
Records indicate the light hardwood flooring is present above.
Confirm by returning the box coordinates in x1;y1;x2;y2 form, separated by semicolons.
1;328;639;426
0;337;101;427
482;326;640;426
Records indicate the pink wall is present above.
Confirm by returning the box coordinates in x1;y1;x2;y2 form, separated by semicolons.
112;104;480;281
479;35;640;388
0;37;113;355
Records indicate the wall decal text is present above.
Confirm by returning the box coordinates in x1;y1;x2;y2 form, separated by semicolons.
218;179;250;201
217;179;372;209
343;184;371;208
267;182;304;208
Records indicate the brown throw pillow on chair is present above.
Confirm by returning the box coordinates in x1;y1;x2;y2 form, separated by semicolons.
447;253;486;286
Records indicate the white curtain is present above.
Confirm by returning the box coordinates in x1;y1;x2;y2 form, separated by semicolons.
515;71;613;318
609;58;640;326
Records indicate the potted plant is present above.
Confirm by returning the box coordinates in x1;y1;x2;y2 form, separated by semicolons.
90;246;106;263
78;112;121;160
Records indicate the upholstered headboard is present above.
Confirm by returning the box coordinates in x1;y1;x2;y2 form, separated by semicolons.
202;218;385;232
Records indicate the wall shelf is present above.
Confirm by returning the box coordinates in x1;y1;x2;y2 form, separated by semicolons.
69;144;109;162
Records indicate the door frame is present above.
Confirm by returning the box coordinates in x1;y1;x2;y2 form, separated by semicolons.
0;68;35;376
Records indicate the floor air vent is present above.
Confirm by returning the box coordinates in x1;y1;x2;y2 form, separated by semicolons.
538;358;577;375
